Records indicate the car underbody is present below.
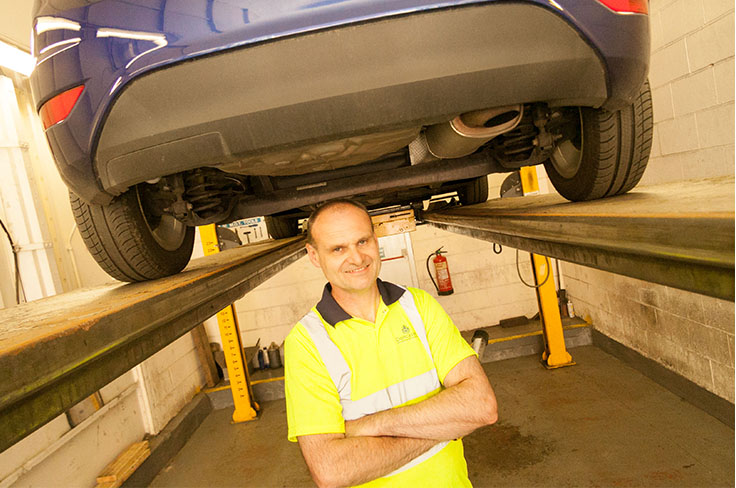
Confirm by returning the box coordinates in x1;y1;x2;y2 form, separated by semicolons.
139;101;576;228
31;0;652;281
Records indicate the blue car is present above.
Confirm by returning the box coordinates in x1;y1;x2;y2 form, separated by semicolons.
30;0;652;281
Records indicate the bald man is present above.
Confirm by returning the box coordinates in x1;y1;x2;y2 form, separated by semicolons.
284;199;497;488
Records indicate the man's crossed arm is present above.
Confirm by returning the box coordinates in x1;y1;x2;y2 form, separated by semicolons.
297;356;497;488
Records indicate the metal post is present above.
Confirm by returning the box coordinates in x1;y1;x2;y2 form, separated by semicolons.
199;224;258;422
519;167;574;369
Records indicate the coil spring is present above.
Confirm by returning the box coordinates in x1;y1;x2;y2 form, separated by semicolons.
492;107;537;164
184;170;244;219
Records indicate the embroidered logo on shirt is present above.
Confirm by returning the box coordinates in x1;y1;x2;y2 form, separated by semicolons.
394;323;418;344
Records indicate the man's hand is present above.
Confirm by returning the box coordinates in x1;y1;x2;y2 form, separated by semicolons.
344;355;497;441
298;433;437;488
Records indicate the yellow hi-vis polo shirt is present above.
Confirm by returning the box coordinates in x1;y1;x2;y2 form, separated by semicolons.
284;279;476;487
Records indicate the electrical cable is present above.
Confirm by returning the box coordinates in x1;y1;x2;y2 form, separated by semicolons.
0;218;24;304
515;248;551;289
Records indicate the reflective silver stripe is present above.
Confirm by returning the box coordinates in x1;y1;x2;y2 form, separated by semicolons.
398;287;434;359
342;369;440;421
300;311;352;405
380;288;449;477
386;440;449;477
396;286;441;389
300;290;449;476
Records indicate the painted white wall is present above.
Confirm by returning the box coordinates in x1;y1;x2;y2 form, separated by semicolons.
0;1;32;51
1;380;145;488
0;76;63;301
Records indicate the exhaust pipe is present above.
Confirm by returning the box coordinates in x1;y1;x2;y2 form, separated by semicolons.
410;105;524;163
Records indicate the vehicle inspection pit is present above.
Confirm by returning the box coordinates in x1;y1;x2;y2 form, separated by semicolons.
1;176;732;487
1;0;734;483
148;347;734;488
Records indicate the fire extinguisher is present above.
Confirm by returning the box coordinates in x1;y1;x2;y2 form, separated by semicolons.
426;247;454;296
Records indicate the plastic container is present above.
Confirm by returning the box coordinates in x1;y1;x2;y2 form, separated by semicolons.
268;344;282;369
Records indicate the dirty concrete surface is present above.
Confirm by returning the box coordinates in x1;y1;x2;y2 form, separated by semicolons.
150;346;734;487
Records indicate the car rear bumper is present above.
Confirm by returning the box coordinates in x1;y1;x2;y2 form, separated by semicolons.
35;1;649;204
97;3;609;196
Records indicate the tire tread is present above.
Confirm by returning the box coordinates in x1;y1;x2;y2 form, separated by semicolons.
544;80;653;201
70;191;194;282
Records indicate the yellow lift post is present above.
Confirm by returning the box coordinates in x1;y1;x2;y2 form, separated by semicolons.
519;167;574;369
200;224;259;422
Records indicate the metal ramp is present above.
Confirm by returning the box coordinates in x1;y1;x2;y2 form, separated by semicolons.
423;176;734;302
0;237;305;452
1;176;733;452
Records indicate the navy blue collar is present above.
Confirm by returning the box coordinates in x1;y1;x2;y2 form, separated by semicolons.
316;279;406;327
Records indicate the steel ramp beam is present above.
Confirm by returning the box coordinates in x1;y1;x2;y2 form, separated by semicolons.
0;237;306;453
423;176;734;301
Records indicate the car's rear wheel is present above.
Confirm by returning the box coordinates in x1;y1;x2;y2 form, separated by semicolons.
265;216;300;239
544;80;653;201
70;187;195;282
457;175;489;205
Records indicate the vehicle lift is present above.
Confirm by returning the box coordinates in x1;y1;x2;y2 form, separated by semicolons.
517;166;574;369
0;174;732;451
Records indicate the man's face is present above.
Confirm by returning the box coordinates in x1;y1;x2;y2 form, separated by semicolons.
306;204;381;295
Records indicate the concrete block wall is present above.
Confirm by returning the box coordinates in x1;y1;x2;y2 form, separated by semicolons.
137;333;208;434
564;266;734;402
229;256;325;350
643;0;734;185
410;220;541;332
562;0;735;402
221;170;553;346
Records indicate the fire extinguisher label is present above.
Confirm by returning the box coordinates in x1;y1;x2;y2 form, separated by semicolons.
435;262;452;292
430;251;454;295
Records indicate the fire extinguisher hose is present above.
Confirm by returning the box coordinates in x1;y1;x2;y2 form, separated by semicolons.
426;252;440;293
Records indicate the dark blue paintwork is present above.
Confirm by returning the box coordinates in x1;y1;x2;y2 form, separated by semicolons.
30;0;649;202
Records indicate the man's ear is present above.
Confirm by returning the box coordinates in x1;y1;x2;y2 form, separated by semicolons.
306;243;321;269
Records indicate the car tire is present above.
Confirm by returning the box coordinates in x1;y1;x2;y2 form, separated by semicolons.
457;175;489;205
265;216;300;239
544;79;653;201
70;188;195;282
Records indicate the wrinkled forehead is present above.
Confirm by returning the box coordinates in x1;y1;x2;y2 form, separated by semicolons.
311;204;374;246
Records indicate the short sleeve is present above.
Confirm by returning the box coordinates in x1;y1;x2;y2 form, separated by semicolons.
409;288;476;384
284;322;346;442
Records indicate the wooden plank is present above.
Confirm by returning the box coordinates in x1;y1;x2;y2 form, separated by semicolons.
371;209;416;237
96;440;150;487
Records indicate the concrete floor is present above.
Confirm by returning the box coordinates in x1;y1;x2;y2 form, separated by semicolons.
150;346;734;487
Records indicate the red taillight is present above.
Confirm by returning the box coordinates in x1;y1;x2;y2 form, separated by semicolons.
39;85;84;130
597;0;648;14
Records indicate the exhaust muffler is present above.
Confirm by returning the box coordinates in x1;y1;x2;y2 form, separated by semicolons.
410;105;524;163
